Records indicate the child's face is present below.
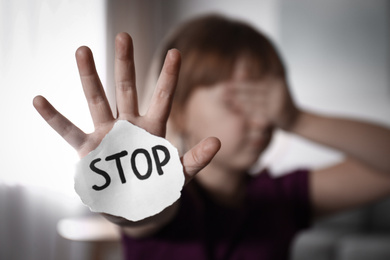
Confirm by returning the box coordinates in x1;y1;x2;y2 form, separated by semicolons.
181;62;274;171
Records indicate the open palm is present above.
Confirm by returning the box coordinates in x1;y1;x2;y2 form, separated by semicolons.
33;32;220;186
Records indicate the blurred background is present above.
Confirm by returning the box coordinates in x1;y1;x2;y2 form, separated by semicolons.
1;0;389;259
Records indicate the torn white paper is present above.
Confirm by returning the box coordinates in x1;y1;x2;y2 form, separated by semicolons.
74;120;185;222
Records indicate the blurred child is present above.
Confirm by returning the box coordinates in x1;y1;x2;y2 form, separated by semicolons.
34;14;390;260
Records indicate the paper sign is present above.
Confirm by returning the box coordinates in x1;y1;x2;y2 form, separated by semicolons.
74;120;185;222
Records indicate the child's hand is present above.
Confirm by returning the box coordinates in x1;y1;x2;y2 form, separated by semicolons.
34;33;174;158
34;32;220;194
225;78;300;131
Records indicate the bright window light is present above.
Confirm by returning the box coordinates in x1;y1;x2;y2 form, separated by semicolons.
0;0;106;196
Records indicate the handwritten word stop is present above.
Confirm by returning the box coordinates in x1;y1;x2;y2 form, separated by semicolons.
75;120;184;222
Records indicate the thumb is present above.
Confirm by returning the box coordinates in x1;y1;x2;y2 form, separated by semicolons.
181;137;221;185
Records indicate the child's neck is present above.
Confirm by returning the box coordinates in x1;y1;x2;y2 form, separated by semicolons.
195;163;247;208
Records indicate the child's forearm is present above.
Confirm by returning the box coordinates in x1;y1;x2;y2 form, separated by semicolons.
288;111;390;173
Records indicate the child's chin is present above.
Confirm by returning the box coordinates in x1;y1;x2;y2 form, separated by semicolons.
231;156;262;172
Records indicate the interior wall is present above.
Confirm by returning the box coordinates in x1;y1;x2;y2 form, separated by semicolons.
159;0;281;42
276;0;390;173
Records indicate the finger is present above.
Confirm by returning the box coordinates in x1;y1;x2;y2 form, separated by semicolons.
33;95;87;150
115;33;138;117
181;137;221;185
76;46;113;127
146;49;181;126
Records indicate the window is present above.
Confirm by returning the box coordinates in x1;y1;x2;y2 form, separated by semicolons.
0;0;106;195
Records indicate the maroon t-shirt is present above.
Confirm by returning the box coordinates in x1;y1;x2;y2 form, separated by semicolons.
122;169;311;260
